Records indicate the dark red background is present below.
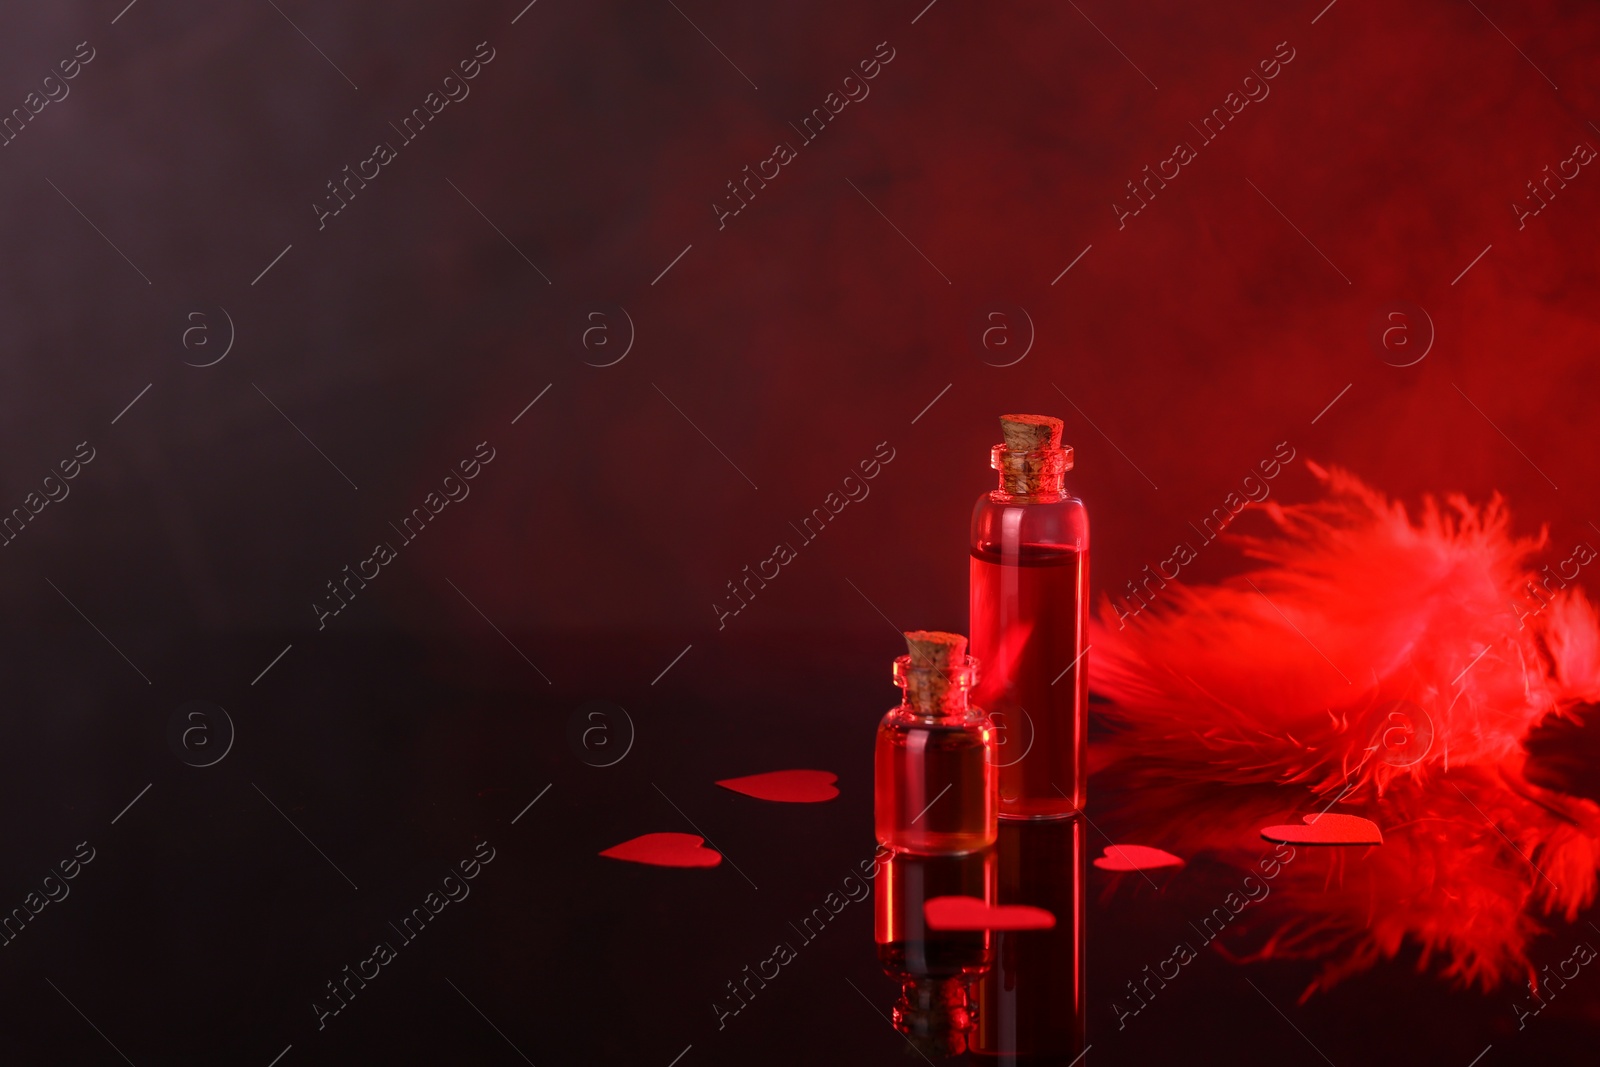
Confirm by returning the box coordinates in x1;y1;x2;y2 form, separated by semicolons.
2;1;1595;643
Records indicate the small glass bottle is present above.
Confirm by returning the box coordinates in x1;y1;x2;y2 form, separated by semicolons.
874;630;997;854
876;847;997;1057
970;414;1089;819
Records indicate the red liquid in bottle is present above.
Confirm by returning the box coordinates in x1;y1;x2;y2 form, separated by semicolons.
875;720;996;854
970;544;1088;818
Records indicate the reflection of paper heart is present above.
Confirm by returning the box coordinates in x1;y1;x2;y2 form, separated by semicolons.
600;832;722;868
1260;812;1383;846
715;769;839;803
924;895;1056;931
1093;844;1185;871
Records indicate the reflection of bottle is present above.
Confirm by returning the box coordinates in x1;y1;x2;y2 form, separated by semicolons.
972;816;1087;1063
970;414;1089;819
875;631;997;854
876;847;997;1057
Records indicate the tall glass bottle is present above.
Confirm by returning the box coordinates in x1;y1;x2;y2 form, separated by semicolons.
970;414;1089;819
875;847;997;1057
971;817;1088;1063
874;630;997;854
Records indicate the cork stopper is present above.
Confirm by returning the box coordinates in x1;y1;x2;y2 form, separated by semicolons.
902;630;968;713
999;414;1063;452
994;414;1070;495
905;630;967;668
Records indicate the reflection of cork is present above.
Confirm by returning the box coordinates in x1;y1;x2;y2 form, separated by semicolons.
904;630;966;712
1000;414;1063;452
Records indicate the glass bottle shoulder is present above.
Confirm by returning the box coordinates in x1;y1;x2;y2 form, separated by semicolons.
879;705;992;731
970;491;1088;554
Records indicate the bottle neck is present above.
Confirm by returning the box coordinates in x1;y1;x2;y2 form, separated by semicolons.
894;658;978;719
900;688;972;720
990;444;1071;498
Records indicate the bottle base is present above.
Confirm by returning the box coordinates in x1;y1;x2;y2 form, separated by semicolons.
997;802;1082;821
997;812;1081;822
877;834;998;856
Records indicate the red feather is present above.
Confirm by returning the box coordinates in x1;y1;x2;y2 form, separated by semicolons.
1091;463;1600;993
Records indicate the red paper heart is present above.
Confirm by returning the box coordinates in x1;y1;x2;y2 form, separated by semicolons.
715;769;839;803
1260;812;1383;846
599;832;722;868
924;895;1056;931
1093;844;1185;871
